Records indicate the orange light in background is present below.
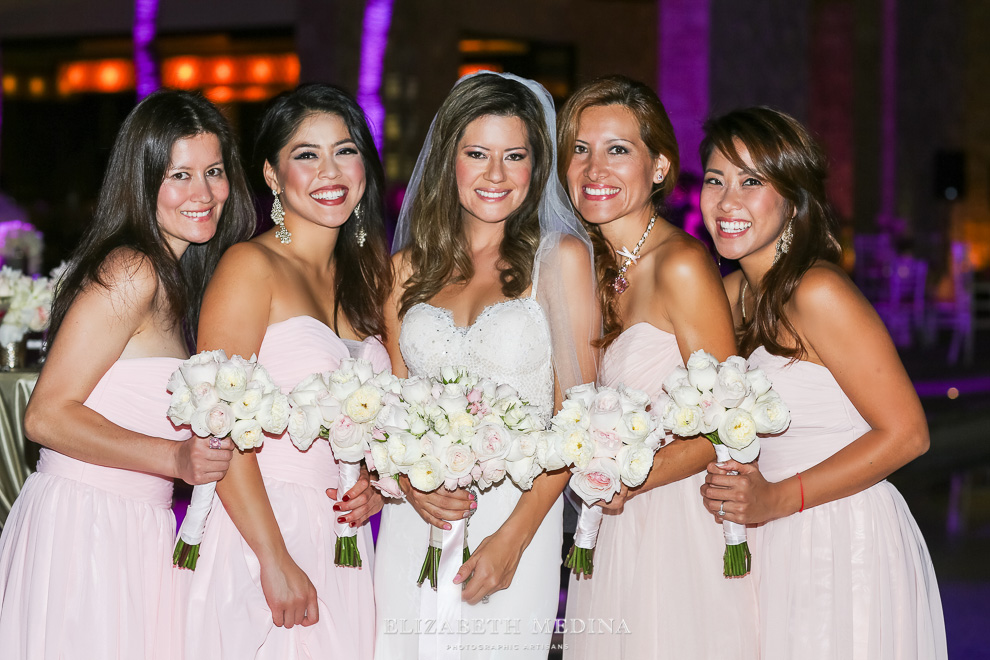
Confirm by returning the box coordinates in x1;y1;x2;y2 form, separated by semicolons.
284;56;300;82
241;86;268;102
65;63;87;88
28;77;45;96
165;57;201;88
96;61;129;92
2;75;16;94
459;39;528;55
213;58;234;83
205;86;234;103
249;58;273;83
458;63;502;77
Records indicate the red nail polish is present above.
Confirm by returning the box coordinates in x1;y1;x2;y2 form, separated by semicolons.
349;522;355;527
342;495;350;502
337;516;346;523
332;504;340;512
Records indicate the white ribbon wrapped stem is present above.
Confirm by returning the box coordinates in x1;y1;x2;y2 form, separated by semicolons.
713;443;747;546
573;502;604;550
418;519;467;660
334;461;361;540
178;480;216;545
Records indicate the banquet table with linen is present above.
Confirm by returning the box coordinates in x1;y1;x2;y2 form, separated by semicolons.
0;370;38;526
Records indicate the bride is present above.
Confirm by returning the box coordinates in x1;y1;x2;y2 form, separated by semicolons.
374;72;598;659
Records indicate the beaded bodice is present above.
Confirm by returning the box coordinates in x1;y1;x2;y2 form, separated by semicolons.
399;298;555;425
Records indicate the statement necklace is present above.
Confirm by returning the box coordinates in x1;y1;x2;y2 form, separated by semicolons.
740;280;749;323
612;215;656;294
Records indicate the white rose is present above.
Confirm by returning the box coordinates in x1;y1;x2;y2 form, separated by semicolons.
752;396;790;435
432;411;452;436
553;400;589;429
167;368;187;394
256;391;290;434
369;442;395;476
315;389;342;426
167;385;196;426
215;362;249;402
343;384;383;424
728;439;761;463
190;381;220;408
669;385;702;408
377;394;409;428
386;430;424;467
717;408;758;450
617;385;651;412
191;401;235;438
371;371;401;394
619;409;653;444
746;368;773;399
287;404;323;451
329;418;368;462
556;427;595;470
699;391;726;435
408;413;430;437
569;458;621;505
351;358;375;384
408;455;445;492
565;382;598;409
591;428;622;459
480;458;507;487
290;373;330;407
400;377;433;406
535;430;567;471
231;418;264;450
589;388;624;431
439;365;459;383
328;368;360;400
471;423;512;461
686;350;719;392
669;404;704;437
505;432;538;462
617;442;656;488
506;455;540;490
232;382;264;420
723;355;748;372
713;365;751;409
250;365;279;394
437;389;469;417
443;443;476;480
227;354;257;382
179;350;224;387
661;366;690;394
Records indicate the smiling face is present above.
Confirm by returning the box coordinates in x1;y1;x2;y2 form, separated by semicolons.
265;112;366;231
454;114;533;226
156;132;228;256
566;104;667;226
700;140;792;264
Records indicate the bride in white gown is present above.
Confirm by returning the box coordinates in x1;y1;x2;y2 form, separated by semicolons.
374;72;598;659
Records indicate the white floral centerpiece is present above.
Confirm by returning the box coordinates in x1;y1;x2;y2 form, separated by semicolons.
0;220;43;275
285;357;399;568
541;383;663;577
658;350;791;577
370;365;544;589
166;350;290;569
0;263;67;348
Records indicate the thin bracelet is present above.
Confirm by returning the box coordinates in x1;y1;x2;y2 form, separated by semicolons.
796;472;805;513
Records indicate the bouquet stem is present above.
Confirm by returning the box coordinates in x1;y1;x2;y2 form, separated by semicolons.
564;545;595;577
723;541;752;577
172;538;201;570
711;440;753;578
335;535;363;568
418;525;444;590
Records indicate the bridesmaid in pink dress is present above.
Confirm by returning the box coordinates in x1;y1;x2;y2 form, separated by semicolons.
699;107;946;659
0;90;254;659
183;84;391;659
558;76;758;659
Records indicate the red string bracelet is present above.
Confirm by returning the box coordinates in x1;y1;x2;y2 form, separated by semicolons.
796;472;805;513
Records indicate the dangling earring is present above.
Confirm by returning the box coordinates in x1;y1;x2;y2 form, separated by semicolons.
354;202;367;247
773;217;794;265
271;188;291;244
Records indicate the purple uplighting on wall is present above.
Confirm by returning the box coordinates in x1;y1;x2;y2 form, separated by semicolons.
133;0;160;100
357;0;394;155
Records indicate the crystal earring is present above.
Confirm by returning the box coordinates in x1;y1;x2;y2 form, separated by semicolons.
271;188;291;244
354;202;366;247
773;217;794;265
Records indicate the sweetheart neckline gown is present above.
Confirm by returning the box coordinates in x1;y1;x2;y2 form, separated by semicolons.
374;297;562;660
746;346;946;659
183;316;391;659
564;322;759;659
0;357;189;660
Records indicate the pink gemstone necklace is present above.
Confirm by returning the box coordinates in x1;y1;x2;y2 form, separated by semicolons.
612;215;656;294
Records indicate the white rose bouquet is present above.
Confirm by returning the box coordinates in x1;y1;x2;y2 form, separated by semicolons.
166;350;288;569
0;266;57;345
285;357;398;568
541;383;662;578
658;349;791;577
370;365;545;589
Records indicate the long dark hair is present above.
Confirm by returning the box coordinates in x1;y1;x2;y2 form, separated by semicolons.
399;73;551;318
556;75;680;350
47;89;255;349
700;107;841;359
255;83;391;340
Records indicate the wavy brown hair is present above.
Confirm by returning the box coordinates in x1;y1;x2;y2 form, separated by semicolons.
256;84;392;340
398;74;550;318
700;107;841;359
556;75;680;349
47;90;255;351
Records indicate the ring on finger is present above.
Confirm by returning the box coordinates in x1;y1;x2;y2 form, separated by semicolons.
717;501;725;517
481;595;490;604
209;437;222;450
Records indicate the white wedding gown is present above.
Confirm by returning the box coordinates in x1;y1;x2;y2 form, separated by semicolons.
374;295;563;660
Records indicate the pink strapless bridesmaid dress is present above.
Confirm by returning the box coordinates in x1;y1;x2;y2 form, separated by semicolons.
565;323;759;660
0;357;189;660
747;347;947;660
183;316;389;660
